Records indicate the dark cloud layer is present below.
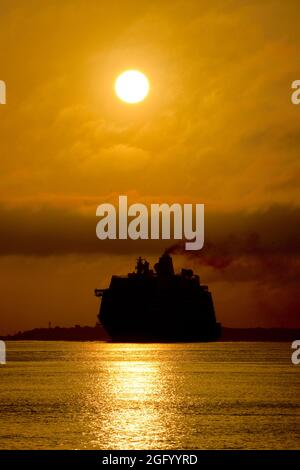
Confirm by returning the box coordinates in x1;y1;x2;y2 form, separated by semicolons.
1;202;300;282
165;205;300;282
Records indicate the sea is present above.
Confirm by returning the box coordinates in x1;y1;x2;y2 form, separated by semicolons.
0;341;299;450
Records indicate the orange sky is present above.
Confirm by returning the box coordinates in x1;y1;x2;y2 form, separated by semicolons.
0;0;300;334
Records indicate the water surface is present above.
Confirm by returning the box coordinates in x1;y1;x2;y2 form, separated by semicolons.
0;341;299;449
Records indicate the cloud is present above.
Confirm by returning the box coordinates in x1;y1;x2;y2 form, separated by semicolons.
0;200;299;275
165;205;300;284
1;0;300;207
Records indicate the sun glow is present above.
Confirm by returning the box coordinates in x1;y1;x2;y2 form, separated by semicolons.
115;70;149;104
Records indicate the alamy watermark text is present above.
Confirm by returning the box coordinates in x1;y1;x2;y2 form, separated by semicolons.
0;80;6;104
96;196;204;251
0;341;6;364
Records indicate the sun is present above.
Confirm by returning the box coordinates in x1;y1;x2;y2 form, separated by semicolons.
115;70;150;104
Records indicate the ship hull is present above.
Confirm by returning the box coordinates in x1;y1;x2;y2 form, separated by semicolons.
103;328;221;343
98;273;221;343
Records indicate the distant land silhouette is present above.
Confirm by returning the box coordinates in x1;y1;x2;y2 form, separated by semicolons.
1;325;299;342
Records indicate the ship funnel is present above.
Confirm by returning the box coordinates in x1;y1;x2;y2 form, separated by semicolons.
154;253;175;276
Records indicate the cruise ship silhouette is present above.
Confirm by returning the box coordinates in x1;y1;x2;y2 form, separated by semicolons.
95;253;221;342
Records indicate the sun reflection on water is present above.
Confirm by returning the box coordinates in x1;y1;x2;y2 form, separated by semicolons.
82;344;181;449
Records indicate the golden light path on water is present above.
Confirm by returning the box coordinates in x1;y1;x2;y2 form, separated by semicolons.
83;344;179;449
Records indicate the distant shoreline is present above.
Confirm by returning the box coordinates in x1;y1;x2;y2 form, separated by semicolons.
1;325;299;342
